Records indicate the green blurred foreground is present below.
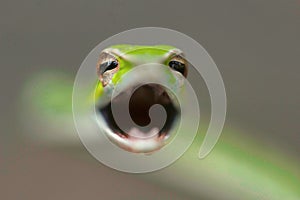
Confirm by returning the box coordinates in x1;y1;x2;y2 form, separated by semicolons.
20;71;300;200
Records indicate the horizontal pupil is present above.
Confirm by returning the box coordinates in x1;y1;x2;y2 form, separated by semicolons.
100;60;118;74
169;61;185;75
106;61;118;71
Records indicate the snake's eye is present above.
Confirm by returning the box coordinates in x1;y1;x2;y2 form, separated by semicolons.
97;52;119;86
100;60;118;73
168;56;187;77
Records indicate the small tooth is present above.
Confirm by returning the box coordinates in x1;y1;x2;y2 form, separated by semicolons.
167;90;177;102
156;87;165;96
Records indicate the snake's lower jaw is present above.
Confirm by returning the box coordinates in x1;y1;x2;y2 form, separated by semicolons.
97;84;179;153
105;129;169;153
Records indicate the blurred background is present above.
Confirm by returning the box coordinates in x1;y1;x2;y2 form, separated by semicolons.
1;0;300;199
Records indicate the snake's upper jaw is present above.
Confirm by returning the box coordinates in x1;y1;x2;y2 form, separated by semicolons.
97;84;180;153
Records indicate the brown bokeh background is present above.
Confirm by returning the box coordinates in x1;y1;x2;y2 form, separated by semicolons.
1;0;299;199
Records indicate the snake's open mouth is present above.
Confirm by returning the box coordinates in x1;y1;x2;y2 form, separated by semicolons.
98;84;179;153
